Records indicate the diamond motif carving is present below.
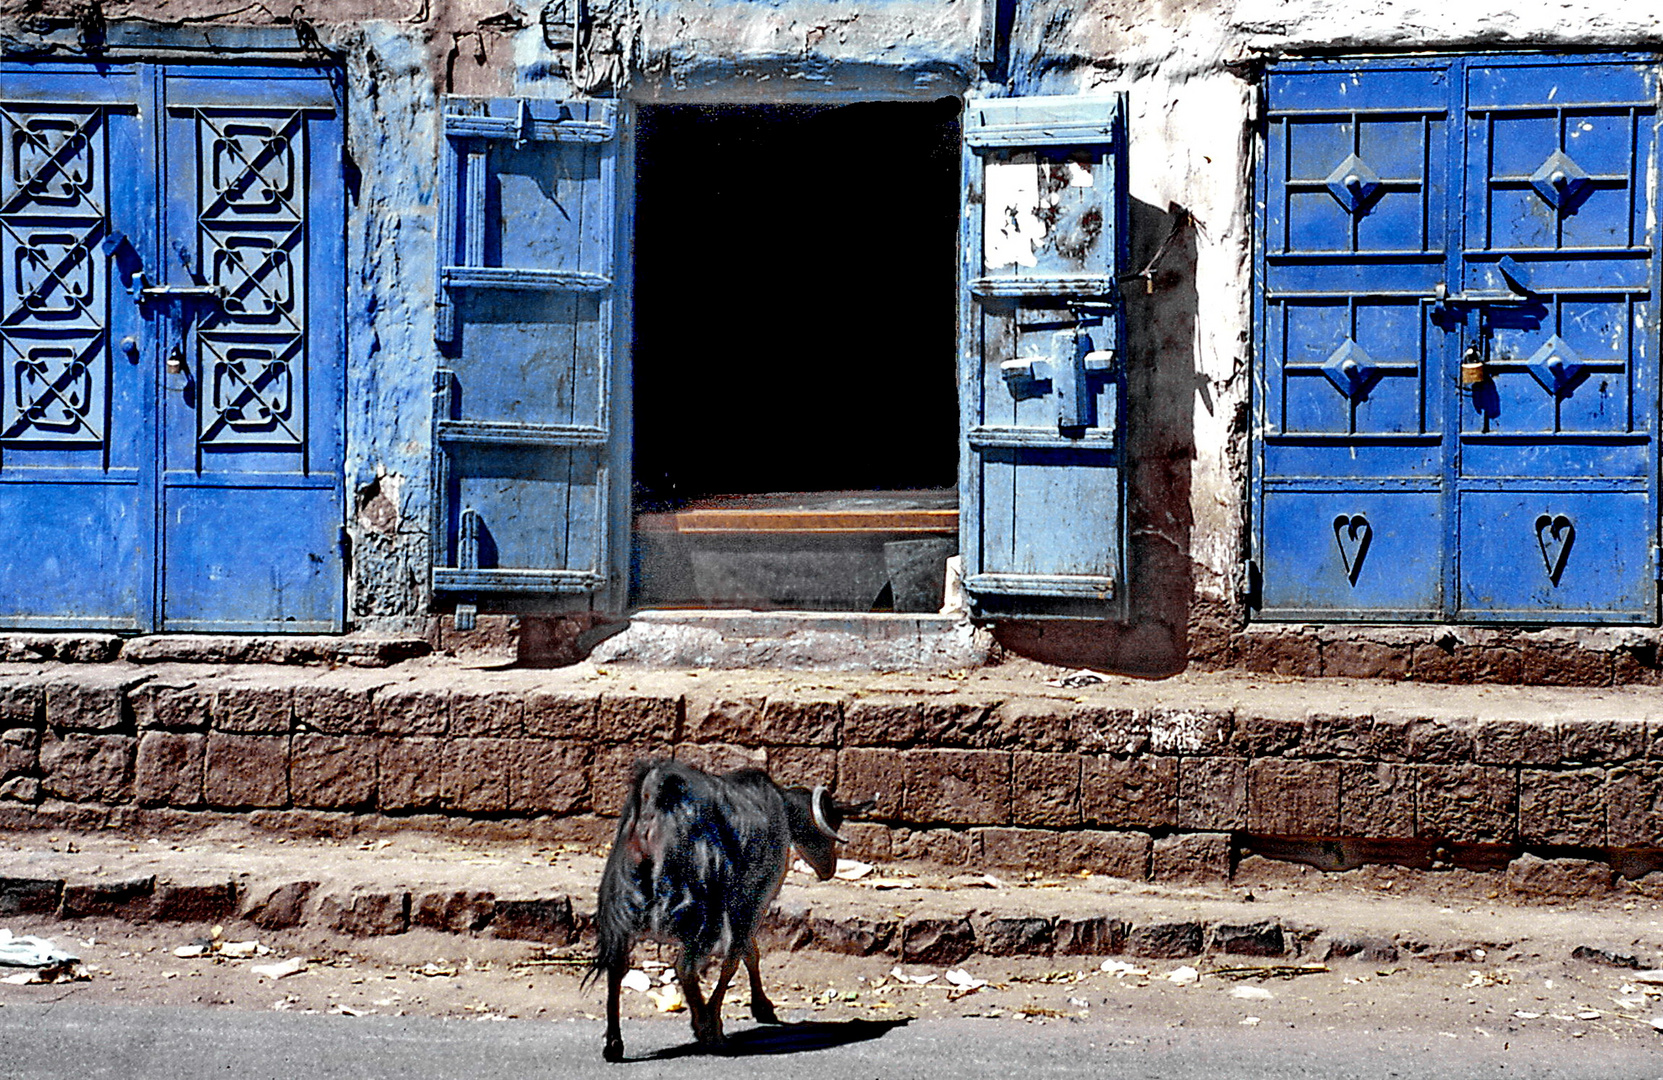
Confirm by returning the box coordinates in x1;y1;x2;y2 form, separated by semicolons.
1530;149;1591;209
1325;153;1383;214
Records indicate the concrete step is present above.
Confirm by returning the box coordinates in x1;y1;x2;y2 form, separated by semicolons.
590;611;994;672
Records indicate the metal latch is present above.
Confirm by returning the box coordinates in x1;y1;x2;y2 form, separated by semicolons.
139;283;223;304
1001;329;1115;429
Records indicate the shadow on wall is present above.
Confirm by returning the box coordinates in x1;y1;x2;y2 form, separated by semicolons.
994;196;1200;677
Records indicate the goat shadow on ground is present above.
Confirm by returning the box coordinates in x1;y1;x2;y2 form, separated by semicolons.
636;1017;911;1061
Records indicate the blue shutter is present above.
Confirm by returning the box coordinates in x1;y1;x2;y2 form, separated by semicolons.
959;94;1129;619
1255;54;1660;623
431;97;628;614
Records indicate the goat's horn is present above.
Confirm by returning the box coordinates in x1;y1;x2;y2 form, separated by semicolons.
810;785;849;843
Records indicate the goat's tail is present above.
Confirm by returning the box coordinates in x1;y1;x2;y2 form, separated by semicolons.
583;758;674;989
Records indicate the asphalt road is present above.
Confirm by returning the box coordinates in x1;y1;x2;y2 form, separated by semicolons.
1;1004;1658;1080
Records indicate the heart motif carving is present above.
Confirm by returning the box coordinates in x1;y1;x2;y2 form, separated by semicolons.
1536;513;1575;586
1333;514;1372;586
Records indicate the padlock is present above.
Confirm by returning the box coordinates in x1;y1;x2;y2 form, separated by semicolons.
1460;344;1486;385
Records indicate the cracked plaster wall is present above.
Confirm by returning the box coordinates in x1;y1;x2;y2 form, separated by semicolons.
4;0;1661;658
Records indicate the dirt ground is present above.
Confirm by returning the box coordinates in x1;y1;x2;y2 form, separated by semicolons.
4;906;1663;1053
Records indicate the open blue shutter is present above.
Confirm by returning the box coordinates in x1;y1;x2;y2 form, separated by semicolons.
431;97;629;614
959;95;1129;619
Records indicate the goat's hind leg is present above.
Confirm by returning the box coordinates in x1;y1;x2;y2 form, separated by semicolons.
743;943;780;1024
677;958;722;1049
602;962;626;1062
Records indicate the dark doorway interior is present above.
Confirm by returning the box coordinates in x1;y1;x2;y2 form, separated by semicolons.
632;99;961;502
630;100;962;611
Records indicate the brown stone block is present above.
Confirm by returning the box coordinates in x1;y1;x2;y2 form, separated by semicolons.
1322;640;1409;680
1147;707;1233;755
0;876;63;915
985;699;1075;753
491;897;575;944
242;881;317;930
842;697;921;747
1299;711;1372;759
597;692;681;744
674;742;766;776
524;690;599;740
838;747;902;819
1614;649;1663;686
1071;705;1148;756
294;683;380;736
1151;832;1231;884
45;670;143;732
1608;765;1663;847
1178;756;1246;830
1338;762;1415;839
975;916;1054;957
378;738;443;812
1054;915;1127;956
900;916;974;964
1012;751;1081;827
682;693;766;745
1516;643;1610;687
977;827;1060;873
1059;829;1149;880
134;732;204;808
39;732;134;803
1369;713;1473;764
60;876;155;919
838;821;891;862
449;690;524;739
890;827;973;869
1473;719;1559;766
0;681;42;726
1519;768;1605;846
807;915;895;956
1081;756;1176;829
511;739;589;814
1468;646;1525;684
1127;920;1204;959
1559;719;1645;765
1211;921;1286;957
322;890;409;936
291;734;377;810
2;727;39;777
763;745;837;789
759;695;843;747
214;684;293;734
204;733;289;808
1410;641;1468;683
373;684;450;737
1232;711;1303;757
1233;632;1320;677
914;700;999;748
588;743;670;817
149;881;237;922
413;889;496;933
131;682;210;731
1417;764;1516;844
443;738;513;813
1247;759;1339;836
902;748;1010;825
1507;853;1613;900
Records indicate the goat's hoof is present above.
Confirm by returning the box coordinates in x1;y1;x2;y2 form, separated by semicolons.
752;1002;781;1025
603;1039;625;1063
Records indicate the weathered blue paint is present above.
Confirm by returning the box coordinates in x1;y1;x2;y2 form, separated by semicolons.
1254;54;1661;623
959;94;1129;619
430;96;630;614
0;60;345;631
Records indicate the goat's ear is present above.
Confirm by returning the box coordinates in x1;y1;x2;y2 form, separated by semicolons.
837;795;878;818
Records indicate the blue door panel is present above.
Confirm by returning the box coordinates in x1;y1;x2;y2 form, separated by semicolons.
161;484;342;631
1458;491;1653;618
959;94;1129;617
431;97;625;607
0;483;142;628
1256;53;1660;623
1260;491;1443;617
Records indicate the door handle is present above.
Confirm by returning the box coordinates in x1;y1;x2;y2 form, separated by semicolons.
139;283;223;304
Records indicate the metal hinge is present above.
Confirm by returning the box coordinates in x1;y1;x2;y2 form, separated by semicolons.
1239;558;1261;606
1653;544;1662;582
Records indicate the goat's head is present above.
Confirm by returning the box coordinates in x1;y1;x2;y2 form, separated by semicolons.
782;785;876;880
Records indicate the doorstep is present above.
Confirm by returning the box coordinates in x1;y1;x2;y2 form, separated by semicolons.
590;611;995;672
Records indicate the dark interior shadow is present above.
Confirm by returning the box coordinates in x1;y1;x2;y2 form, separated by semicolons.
635;1017;910;1061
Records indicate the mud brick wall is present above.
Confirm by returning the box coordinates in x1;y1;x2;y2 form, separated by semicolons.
1;667;1661;887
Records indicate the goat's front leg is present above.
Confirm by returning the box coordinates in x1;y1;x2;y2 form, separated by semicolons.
603;963;625;1062
743;943;780;1024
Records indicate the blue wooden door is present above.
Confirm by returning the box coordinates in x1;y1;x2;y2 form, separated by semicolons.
1255;54;1661;623
959;95;1129;619
0;61;345;632
430;98;629;618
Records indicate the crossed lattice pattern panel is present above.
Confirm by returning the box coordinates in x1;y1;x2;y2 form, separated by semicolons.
0;106;107;445
190;110;306;448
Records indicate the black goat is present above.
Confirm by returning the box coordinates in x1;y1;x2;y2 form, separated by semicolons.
591;759;870;1061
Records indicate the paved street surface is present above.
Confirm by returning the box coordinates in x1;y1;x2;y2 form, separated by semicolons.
1;1003;1659;1079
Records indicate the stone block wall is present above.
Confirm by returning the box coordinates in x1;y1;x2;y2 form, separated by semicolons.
1;668;1660;886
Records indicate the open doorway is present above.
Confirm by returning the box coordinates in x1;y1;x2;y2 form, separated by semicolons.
631;99;962;611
